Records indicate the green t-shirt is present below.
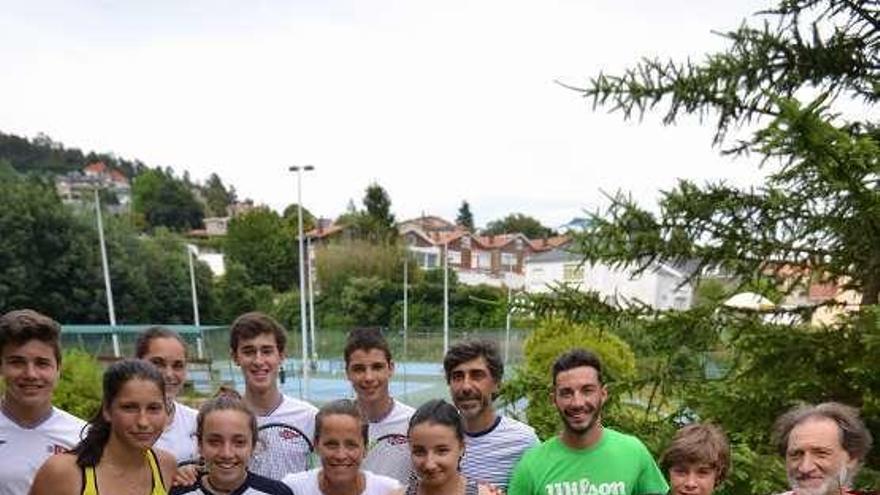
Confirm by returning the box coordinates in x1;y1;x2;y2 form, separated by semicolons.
507;427;669;495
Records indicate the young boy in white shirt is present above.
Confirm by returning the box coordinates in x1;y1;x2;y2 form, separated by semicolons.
0;309;85;495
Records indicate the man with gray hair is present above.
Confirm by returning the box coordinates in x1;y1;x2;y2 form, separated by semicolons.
772;401;873;495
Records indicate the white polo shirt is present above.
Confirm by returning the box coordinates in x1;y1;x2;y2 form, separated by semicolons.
0;406;86;495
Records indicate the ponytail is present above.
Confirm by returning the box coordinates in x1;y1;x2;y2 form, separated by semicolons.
72;411;112;467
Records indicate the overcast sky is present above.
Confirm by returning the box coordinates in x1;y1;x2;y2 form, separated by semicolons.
0;0;774;229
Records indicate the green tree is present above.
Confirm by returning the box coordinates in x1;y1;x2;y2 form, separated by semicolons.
0;176;104;321
281;203;317;233
340;182;396;244
551;0;880;491
225;207;297;291
483;213;555;239
572;0;879;304
214;261;261;323
456;200;475;231
132;168;204;232
340;276;397;326
203;173;236;217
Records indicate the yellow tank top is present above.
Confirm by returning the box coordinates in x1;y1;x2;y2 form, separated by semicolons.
81;449;166;495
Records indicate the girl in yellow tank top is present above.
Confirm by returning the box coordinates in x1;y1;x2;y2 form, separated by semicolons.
81;449;167;495
30;361;176;495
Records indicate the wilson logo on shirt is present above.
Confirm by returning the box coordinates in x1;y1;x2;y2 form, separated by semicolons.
279;429;301;441
544;479;626;495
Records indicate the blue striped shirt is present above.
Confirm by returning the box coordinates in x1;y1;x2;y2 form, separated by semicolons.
461;415;539;490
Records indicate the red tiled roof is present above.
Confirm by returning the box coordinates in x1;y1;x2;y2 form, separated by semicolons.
306;223;345;239
435;230;467;245
475;234;521;248
529;235;571;251
84;161;108;174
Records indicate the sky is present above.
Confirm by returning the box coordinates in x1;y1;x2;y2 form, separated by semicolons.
0;0;775;229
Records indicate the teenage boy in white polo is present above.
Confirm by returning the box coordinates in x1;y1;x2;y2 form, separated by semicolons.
0;309;85;495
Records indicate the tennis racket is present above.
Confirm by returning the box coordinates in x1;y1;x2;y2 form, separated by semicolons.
363;433;413;484
249;422;314;480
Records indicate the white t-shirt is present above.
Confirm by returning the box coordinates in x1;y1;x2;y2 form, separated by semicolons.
367;399;415;441
249;394;319;480
282;468;400;495
0;406;86;495
258;394;318;445
363;399;415;484
461;415;538;491
154;400;199;465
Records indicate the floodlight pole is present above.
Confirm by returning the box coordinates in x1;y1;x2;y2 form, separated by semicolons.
443;240;449;354
307;236;317;364
402;253;409;395
290;165;314;400
187;243;204;360
94;188;119;357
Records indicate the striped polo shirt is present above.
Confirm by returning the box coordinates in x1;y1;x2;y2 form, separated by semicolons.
461;415;539;491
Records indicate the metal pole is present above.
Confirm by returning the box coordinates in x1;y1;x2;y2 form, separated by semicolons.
187;245;201;327
94;189;119;357
290;165;313;400
187;244;204;360
505;280;512;365
443;241;449;354
403;256;408;349
402;254;408;396
307;236;317;365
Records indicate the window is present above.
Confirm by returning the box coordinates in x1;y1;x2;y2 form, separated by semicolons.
563;263;583;282
447;250;461;265
474;251;491;269
424;253;438;268
501;252;517;268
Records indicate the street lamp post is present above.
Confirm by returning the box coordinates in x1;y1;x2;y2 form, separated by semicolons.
443;240;449;354
186;243;204;360
289;165;314;400
505;267;513;365
307;236;317;365
94;188;119;357
402;253;409;396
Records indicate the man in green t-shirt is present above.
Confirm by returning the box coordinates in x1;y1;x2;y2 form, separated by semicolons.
508;348;669;495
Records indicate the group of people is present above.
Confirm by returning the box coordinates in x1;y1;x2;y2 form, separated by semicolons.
0;308;874;495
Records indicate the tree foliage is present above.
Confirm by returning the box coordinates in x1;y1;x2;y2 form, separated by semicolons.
0;131;146;178
529;1;880;492
0;176;104;320
456;200;475;231
336;183;397;243
54;349;103;419
483;213;555;239
281;203;316;233
202;173;237;217
132;168;204;232
0;176;218;323
500;318;636;440
571;0;880;304
225;207;298;292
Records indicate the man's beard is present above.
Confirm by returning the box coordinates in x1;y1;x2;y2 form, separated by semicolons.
453;389;490;420
788;462;851;495
558;397;604;436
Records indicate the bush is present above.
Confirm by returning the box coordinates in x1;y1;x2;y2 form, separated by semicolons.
54;348;103;420
501;318;636;439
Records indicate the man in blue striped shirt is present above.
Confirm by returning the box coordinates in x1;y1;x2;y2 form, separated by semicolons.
443;340;538;492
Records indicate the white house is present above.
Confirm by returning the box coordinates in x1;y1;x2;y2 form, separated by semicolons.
525;248;694;310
